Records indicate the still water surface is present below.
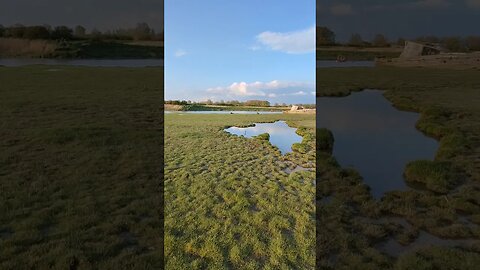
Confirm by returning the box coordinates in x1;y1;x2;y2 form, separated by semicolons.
317;90;438;198
225;121;302;155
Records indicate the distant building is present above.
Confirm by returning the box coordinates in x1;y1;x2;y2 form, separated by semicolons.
376;40;480;69
287;105;315;114
290;105;300;111
399;41;445;59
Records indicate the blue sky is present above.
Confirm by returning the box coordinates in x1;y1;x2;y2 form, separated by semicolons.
165;0;315;105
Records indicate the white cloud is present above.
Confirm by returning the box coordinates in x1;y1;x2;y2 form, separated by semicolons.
255;26;315;54
174;49;187;57
466;0;480;8
206;80;313;97
330;4;355;15
292;91;307;96
249;45;261;51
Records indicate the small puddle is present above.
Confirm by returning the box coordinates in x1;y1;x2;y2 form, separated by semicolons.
224;121;302;155
317;90;438;198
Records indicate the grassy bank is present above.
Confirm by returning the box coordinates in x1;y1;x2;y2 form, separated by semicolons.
165;104;288;112
0;66;164;268
317;46;402;61
316;67;480;268
0;38;163;59
165;113;315;269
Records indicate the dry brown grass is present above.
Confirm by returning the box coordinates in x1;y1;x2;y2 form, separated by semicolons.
0;38;57;57
164;104;184;111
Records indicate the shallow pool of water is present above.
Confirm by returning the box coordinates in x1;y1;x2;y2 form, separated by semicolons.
165;111;282;114
224;121;302;154
317;90;438;198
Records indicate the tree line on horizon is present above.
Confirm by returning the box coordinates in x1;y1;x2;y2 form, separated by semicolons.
165;100;315;108
0;23;164;41
317;26;480;52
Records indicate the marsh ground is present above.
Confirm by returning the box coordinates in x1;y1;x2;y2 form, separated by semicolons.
316;67;480;269
164;113;316;269
316;46;402;61
0;66;164;268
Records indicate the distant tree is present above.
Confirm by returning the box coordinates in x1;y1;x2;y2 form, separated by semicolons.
301;104;315;109
205;99;213;105
5;24;26;38
442;36;465;52
396;37;406;46
244;100;270;107
317;26;336;46
348;33;364;47
74;25;86;37
133;22;153;40
23;26;50;39
465;36;480;51
51;26;73;40
0;24;4;37
372;34;389;47
90;28;102;40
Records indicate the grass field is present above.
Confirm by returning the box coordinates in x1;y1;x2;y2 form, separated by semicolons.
317;67;480;269
0;66;164;268
164;113;316;269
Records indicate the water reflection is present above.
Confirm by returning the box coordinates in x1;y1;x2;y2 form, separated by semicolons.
225;121;302;154
317;90;438;198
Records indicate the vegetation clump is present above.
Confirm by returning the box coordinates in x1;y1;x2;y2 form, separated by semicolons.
404;160;456;193
292;142;309;154
316;128;334;154
253;133;270;141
